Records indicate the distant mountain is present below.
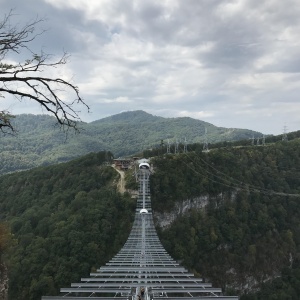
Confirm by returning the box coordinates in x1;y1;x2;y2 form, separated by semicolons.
0;110;261;175
92;110;163;124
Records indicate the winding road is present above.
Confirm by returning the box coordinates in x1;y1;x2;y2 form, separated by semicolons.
112;165;126;194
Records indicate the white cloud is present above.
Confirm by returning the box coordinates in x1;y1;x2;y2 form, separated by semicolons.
177;110;215;119
1;0;300;134
101;97;132;104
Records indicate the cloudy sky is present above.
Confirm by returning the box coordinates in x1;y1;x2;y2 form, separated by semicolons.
1;0;300;134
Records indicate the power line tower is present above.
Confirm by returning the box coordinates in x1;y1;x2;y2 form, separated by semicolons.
262;134;266;146
251;134;255;146
203;127;209;152
183;137;187;153
174;139;179;154
282;124;288;142
256;137;260;146
166;139;171;154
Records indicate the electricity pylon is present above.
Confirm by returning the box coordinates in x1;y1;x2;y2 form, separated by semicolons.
282;125;288;142
203;127;209;152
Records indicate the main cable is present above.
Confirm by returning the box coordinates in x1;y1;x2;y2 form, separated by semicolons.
178;146;300;198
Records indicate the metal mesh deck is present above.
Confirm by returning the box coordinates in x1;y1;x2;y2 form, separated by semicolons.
42;164;238;300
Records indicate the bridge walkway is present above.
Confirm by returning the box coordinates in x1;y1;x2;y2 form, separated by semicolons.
42;162;238;300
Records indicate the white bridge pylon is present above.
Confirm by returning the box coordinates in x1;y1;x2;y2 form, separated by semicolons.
42;161;239;300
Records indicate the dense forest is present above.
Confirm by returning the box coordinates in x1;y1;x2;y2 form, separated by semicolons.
1;136;300;299
0;152;135;300
150;139;300;298
0;111;260;175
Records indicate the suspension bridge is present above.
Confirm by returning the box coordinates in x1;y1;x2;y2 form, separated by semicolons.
42;161;239;300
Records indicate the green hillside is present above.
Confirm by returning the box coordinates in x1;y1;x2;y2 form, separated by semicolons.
151;139;300;299
0;152;135;300
0;110;261;175
1;137;300;299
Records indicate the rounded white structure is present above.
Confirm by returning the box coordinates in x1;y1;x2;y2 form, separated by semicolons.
139;162;150;170
140;208;148;214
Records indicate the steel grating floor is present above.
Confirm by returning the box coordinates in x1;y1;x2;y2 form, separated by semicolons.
42;164;239;300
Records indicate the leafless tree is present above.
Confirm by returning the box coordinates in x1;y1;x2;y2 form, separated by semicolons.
0;11;89;133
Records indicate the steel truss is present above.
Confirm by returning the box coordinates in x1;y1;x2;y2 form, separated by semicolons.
42;166;238;300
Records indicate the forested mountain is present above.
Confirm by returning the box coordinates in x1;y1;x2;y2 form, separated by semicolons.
0;152;135;300
1;138;300;299
0;111;261;175
150;139;300;299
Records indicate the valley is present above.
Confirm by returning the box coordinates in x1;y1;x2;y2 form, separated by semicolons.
0;119;299;299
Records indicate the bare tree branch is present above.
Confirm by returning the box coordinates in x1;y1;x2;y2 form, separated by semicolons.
0;10;44;59
0;110;15;133
0;11;89;132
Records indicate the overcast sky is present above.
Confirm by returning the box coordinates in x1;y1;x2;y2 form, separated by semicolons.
1;0;300;134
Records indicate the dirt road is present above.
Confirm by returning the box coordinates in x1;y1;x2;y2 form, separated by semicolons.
112;165;126;194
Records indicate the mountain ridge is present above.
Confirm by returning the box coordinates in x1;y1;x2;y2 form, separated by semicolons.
0;110;262;175
90;110;164;124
